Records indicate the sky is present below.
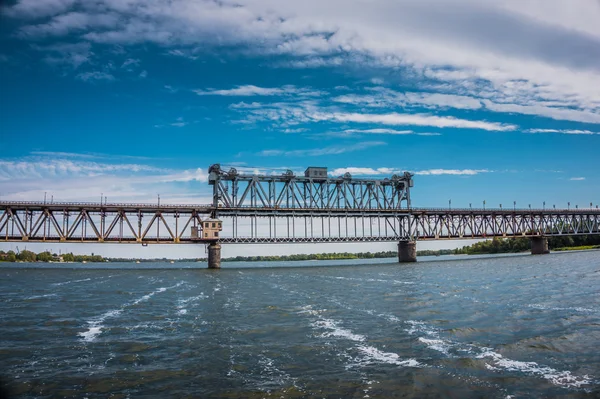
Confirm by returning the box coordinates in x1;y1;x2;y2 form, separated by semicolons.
0;0;599;257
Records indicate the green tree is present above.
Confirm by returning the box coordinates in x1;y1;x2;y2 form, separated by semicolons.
36;251;53;262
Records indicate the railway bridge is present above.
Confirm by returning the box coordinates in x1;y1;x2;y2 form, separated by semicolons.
1;164;599;268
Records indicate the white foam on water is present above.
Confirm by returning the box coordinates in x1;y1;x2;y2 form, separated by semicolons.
301;306;421;371
52;278;92;286
132;286;170;305
405;319;595;389
528;304;595;313
298;304;321;316
79;309;123;342
476;348;594;388
178;293;207;305
25;293;57;300
418;338;452;355
78;326;103;342
176;290;207;315
312;318;366;342
79;283;181;342
356;345;421;367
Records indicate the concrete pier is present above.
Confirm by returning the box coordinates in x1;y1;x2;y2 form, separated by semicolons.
530;236;549;255
207;242;222;269
398;241;417;262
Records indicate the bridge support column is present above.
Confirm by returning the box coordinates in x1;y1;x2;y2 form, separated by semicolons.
398;241;417;263
530;236;549;255
207;242;221;269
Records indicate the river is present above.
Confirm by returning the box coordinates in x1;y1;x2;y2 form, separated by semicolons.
1;251;599;398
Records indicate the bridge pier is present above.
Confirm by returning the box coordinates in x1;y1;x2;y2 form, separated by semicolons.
398;241;417;263
207;242;221;269
530;236;549;255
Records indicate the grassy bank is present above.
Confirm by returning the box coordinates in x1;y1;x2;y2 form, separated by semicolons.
553;245;600;252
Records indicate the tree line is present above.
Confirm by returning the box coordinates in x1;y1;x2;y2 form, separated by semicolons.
454;235;600;255
0;250;104;263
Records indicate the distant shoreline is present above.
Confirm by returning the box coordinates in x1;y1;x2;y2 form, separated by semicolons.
1;246;598;264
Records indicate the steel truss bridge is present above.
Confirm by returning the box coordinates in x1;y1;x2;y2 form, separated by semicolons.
0;202;599;244
0;164;598;245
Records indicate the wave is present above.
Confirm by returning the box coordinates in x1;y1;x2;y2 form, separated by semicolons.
52;278;92;286
405;319;594;389
300;305;420;370
477;348;594;388
79;282;183;342
25;293;58;300
527;304;596;314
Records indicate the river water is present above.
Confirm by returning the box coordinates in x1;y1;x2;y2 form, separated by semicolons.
1;251;599;398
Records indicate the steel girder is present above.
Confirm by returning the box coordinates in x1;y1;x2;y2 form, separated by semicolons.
1;202;599;244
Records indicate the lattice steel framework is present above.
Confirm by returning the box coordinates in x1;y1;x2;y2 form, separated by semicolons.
0;203;599;244
1;165;598;244
0;202;213;244
208;164;414;210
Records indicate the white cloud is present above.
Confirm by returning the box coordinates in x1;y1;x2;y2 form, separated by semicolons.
76;71;115;82
121;58;140;68
482;100;600;124
329;167;490;176
32;41;92;69
569;177;585;181
258;141;386;157
343;129;414;135
0;159;161;181
0;156;209;203
526;129;598;135
195;85;321;97
18;11;118;37
29;151;100;159
7;0;600;125
330;167;403;176
4;0;77;19
312;112;514;131
415;169;490;176
334;89;483;110
155;117;189;128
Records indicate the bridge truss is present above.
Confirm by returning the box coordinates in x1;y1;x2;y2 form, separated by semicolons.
0;164;598;245
0;203;599;244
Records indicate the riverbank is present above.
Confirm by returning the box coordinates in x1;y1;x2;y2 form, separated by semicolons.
553;244;600;251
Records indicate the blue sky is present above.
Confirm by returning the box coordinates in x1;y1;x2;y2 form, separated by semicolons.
0;0;599;256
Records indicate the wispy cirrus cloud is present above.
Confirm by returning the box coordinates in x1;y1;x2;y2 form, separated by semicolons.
343;129;414;135
330;167;491;176
0;159;162;181
415;169;490;176
330;167;405;176
76;71;114;82
526;129;598;135
194;85;322;97
154;117;190;128
0;156;210;203
311;112;515;131
570;177;586;181
257;141;386;157
229;99;515;131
